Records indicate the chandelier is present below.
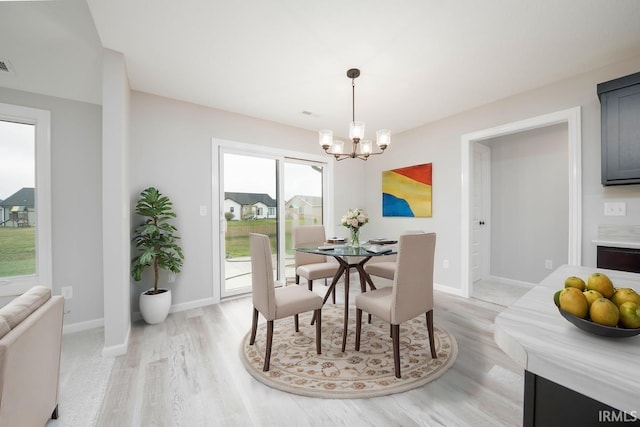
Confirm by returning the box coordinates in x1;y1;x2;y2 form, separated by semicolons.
319;68;391;161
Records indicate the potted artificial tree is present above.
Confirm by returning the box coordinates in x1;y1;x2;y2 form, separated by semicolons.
131;187;184;324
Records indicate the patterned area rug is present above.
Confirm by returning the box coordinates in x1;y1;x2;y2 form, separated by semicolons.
240;305;458;398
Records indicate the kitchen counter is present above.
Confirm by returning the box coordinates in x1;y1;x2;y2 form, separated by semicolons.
494;265;640;418
592;224;640;249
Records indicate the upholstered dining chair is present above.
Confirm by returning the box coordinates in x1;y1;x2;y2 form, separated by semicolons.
249;233;323;371
293;225;339;303
364;230;424;281
355;232;437;378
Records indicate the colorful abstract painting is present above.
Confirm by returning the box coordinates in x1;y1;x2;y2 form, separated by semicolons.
382;163;432;217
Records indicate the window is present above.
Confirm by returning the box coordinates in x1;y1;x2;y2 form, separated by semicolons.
0;103;51;295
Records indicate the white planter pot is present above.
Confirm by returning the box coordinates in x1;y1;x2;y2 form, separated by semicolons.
139;289;172;324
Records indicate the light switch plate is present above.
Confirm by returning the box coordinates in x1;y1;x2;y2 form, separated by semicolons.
604;202;626;216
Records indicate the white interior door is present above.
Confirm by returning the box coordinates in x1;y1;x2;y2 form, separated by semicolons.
471;143;490;283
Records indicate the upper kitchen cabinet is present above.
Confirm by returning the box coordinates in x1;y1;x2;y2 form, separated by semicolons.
597;71;640;186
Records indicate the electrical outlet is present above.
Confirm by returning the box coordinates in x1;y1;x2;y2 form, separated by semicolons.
604;202;626;216
443;260;449;269
199;206;207;216
545;260;553;270
168;273;176;283
61;286;73;299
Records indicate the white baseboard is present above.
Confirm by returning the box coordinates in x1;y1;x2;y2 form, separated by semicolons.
487;275;536;288
132;296;218;322
434;282;466;297
170;297;217;313
102;323;130;357
62;317;104;334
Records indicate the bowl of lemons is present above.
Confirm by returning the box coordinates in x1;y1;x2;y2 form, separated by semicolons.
554;273;640;338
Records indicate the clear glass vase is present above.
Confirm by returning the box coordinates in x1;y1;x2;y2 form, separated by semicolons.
349;227;360;248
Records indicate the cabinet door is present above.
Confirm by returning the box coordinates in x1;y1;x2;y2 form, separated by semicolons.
597;246;640;273
601;84;640;185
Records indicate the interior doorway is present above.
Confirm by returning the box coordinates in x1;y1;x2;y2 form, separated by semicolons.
460;107;582;298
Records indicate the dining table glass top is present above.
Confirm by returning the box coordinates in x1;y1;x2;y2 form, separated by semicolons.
295;242;397;257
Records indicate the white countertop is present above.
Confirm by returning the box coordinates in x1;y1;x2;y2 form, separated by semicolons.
494;265;640;415
592;224;640;249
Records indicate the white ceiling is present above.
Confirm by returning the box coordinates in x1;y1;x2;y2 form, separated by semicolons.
2;0;640;138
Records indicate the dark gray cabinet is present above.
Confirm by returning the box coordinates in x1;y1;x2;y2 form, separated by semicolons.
597;245;640;273
597;71;640;186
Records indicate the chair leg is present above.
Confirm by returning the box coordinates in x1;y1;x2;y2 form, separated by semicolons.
426;310;437;359
263;320;274;371
315;308;322;354
294;314;299;332
51;404;59;420
332;285;336;304
250;307;259;345
295;274;300;284
355;308;362;351
391;324;401;378
308;279;313;291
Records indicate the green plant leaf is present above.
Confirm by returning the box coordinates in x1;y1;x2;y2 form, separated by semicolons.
130;187;183;291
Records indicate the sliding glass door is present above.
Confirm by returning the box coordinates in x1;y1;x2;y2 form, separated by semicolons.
216;142;330;299
283;160;325;271
221;152;278;297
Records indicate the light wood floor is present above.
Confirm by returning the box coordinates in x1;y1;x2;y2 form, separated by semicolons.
83;284;524;427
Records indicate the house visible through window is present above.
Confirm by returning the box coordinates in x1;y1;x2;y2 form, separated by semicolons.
0;102;51;294
0;120;36;278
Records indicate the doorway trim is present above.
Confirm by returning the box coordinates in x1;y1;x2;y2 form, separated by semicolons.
460;107;582;298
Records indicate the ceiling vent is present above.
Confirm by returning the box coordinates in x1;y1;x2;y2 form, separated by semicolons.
0;60;13;73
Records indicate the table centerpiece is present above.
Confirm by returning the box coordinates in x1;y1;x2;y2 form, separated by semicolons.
341;208;369;248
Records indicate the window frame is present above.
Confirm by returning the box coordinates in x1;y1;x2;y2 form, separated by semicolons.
0;102;52;295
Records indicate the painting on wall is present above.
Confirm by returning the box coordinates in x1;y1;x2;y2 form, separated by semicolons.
382;163;432;217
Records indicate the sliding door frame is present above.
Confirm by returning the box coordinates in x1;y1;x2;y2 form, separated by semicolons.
211;138;333;302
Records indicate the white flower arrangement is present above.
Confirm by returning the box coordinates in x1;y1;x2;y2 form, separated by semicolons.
341;208;369;231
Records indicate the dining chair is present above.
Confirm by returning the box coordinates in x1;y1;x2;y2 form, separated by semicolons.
355;232;437;378
364;230;424;281
293;225;339;303
249;233;323;371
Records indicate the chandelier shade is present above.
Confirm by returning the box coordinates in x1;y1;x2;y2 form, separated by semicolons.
318;69;391;161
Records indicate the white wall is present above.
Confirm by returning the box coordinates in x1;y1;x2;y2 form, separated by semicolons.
362;55;640;293
487;123;568;283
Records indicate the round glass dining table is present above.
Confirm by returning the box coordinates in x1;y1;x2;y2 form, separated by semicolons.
294;243;397;352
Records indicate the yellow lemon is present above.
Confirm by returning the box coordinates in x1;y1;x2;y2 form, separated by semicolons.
611;288;640;307
583;289;603;309
586;272;615;299
564;276;585;291
589;298;619;327
559;287;588;318
619;301;640;329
